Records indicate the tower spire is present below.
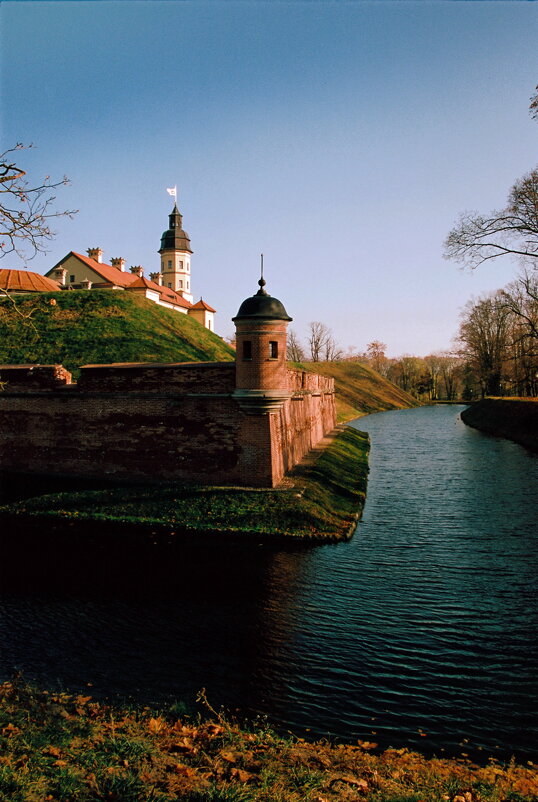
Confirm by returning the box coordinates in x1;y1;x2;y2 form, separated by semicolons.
257;253;267;295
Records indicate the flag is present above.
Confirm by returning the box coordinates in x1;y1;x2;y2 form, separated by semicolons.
166;186;177;199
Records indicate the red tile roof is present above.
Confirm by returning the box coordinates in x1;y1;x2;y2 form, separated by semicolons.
0;269;61;293
191;298;216;312
70;252;138;287
128;275;192;308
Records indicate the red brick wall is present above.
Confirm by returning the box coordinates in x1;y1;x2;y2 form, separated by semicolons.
0;362;336;487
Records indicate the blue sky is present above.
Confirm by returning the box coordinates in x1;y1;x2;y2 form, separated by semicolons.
1;1;537;355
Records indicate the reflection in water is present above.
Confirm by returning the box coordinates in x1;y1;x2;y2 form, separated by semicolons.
1;405;537;761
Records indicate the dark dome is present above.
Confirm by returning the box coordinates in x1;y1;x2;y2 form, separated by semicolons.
159;205;193;254
159;228;192;252
233;280;292;321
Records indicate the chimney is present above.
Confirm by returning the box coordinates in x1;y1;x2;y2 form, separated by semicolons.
111;257;126;272
87;247;103;263
80;279;93;290
51;267;67;286
130;265;144;278
149;271;163;286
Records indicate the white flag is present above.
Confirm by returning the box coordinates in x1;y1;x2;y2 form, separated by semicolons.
166;186;177;198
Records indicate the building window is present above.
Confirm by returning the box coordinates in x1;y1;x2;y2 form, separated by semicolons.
70;275;75;283
179;280;183;288
269;341;278;359
186;263;190;272
243;340;252;360
168;282;172;288
187;281;189;289
167;260;172;269
208;320;212;330
179;260;183;269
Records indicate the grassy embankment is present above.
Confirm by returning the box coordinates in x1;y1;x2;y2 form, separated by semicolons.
0;290;234;376
1;680;537;802
295;361;419;422
0;426;369;542
461;398;538;453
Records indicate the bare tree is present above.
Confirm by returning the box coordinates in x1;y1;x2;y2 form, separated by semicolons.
287;328;305;361
366;340;388;375
308;321;330;361
307;321;342;361
323;333;343;361
437;352;463;400
458;292;511;396
1;143;77;260
444;167;538;271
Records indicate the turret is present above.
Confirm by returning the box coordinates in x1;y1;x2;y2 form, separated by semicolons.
232;275;292;413
159;204;193;303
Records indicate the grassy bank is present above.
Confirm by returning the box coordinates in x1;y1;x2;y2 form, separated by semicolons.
0;291;234;377
461;398;538;453
0;426;369;542
1;680;537;802
297;361;419;422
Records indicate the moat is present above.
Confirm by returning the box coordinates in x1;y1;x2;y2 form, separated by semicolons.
1;405;537;761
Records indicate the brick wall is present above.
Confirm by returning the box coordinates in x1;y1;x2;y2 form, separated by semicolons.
0;362;336;487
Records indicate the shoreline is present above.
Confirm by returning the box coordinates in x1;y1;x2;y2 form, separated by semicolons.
1;680;537;802
461;398;538;453
0;426;369;544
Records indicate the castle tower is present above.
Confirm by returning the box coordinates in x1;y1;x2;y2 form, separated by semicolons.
159;205;193;303
232;276;292;413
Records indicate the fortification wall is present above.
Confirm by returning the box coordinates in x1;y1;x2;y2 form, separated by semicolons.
0;362;336;487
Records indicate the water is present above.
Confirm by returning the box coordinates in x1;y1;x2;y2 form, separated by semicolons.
1;405;537;761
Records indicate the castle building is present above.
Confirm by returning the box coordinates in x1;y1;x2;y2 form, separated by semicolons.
33;204;217;330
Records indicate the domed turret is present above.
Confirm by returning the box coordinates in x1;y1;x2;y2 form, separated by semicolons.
233;277;292;323
233;275;293;414
159;205;192;254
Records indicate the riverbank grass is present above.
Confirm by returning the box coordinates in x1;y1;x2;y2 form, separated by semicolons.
0;426;369;541
1;680;537;802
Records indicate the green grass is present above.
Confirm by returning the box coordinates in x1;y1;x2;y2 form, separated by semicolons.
0;427;370;541
0;680;536;802
0;291;234;376
294;361;419;422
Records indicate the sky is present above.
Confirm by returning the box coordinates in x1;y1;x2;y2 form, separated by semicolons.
1;0;537;356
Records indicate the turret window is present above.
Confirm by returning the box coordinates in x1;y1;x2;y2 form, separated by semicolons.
269;341;278;359
179;260;183;269
179;280;183;288
243;341;252;360
167;260;172;269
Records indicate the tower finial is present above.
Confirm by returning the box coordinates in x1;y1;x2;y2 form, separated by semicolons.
257;253;267;295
